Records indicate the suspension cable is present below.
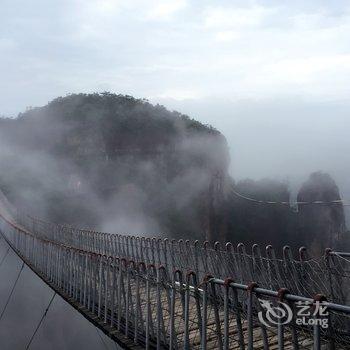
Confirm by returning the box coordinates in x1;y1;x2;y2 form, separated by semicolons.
0;261;25;321
230;185;350;206
0;247;10;268
95;327;109;350
25;291;56;350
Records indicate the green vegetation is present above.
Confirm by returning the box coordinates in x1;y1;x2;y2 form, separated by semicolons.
0;93;346;254
0;93;228;238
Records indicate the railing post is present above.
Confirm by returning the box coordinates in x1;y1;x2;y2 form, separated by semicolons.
201;275;210;350
110;257;119;328
134;262;146;345
203;241;209;273
117;258;124;331
156;266;166;349
325;248;336;303
183;271;191;348
170;239;176;272
237;243;246;283
298;246;308;296
184;271;203;349
252;244;262;282
104;256;113;324
97;254;103;318
247;282;258;350
124;260;133;336
163;238;169;272
145;264;154;350
223;278;234;350
232;281;245;350
277;288;290;350
313;294;327;350
170;270;182;350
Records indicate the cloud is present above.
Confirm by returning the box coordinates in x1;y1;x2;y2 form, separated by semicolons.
263;54;350;81
0;38;17;51
1;1;350;114
203;5;275;29
214;30;240;42
146;0;188;20
155;88;201;100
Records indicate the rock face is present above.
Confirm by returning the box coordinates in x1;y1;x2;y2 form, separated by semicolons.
297;172;346;254
0;93;230;240
226;178;298;250
1;94;347;250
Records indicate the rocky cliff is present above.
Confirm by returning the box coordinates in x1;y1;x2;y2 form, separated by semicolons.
0;93;230;240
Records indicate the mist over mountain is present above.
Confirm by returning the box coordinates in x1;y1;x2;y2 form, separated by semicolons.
228;172;347;255
0;93;229;240
0;93;347;254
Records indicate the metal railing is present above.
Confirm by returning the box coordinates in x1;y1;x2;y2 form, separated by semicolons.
1;210;350;349
15;213;350;305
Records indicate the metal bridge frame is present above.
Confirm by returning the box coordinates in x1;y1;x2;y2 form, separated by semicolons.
1;211;350;349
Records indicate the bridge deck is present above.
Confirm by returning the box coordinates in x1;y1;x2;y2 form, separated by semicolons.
0;198;349;349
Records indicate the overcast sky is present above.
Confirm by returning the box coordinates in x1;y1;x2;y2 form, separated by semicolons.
1;3;350;347
1;0;350;186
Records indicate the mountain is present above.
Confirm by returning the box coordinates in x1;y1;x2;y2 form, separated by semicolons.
297;172;346;253
0;93;347;253
0;93;229;240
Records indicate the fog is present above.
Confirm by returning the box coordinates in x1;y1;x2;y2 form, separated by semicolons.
0;94;230;242
1;95;349;348
155;98;345;177
1;0;350;348
0;239;119;350
157;97;350;205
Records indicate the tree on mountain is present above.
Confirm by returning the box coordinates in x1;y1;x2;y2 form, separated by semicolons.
226;178;298;251
297;171;346;254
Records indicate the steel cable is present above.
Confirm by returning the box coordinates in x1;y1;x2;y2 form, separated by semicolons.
95;328;109;350
0;247;10;268
230;184;350;206
25;291;56;350
0;261;25;322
